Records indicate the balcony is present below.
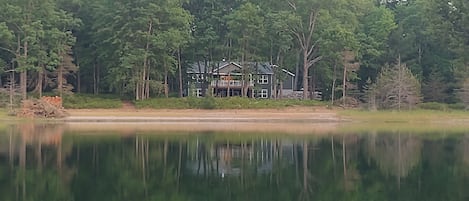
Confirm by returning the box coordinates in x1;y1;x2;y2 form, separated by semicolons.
211;80;254;88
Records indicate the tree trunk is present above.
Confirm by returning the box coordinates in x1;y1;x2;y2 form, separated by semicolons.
164;68;169;98
76;56;81;93
331;62;337;105
303;50;309;99
294;51;300;91
342;62;347;107
397;55;402;111
58;49;64;97
145;61;151;99
241;39;247;97
9;70;14;111
21;40;28;100
37;67;43;97
141;20;153;100
178;49;183;97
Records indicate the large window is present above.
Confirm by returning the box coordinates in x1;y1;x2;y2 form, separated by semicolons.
260;89;268;98
258;75;268;84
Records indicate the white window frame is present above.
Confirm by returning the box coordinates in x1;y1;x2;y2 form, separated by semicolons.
260;89;268;99
194;88;203;97
192;74;204;83
258;75;268;84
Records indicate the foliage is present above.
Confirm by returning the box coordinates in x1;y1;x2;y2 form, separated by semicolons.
369;61;421;110
135;97;324;109
457;78;469;109
62;94;122;109
418;102;449;111
1;0;469;107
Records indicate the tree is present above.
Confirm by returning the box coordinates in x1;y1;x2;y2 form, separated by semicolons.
457;78;469;109
422;69;447;102
370;58;421;110
285;0;325;99
226;2;265;97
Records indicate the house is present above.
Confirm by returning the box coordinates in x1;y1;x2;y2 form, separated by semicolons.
187;61;296;99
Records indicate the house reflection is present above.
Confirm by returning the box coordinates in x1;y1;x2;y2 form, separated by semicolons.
186;139;295;177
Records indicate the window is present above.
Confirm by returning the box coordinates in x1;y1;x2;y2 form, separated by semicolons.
260;89;268;99
192;74;204;83
258;75;268;84
194;88;202;97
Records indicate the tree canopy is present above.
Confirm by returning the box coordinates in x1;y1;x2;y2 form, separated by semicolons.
1;0;468;106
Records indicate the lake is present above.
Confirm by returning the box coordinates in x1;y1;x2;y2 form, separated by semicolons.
0;123;468;201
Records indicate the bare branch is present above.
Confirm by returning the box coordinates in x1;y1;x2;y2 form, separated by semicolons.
306;10;318;49
307;39;320;57
0;46;15;55
288;1;297;10
307;56;323;68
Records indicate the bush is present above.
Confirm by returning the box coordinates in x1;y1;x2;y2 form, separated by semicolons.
418;102;447;111
200;96;217;109
63;94;122;109
136;97;324;109
448;103;466;110
418;102;467;111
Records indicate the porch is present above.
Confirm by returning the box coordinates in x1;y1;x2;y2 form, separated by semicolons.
210;80;254;88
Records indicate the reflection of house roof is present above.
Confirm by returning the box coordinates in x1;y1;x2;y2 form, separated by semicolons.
188;62;292;76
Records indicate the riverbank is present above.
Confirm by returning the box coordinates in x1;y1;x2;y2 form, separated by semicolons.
65;106;340;122
2;107;469;134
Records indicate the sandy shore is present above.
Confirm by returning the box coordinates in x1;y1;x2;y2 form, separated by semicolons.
65;107;341;122
63;107;343;134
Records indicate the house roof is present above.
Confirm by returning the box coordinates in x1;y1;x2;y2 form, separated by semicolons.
282;69;295;77
188;61;294;76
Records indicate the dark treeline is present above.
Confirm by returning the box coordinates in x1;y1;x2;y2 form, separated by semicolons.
1;0;469;106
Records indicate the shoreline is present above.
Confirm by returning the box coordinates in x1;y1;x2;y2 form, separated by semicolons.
64;107;342;122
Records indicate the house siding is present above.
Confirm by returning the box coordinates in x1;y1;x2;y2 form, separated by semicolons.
282;75;294;90
187;62;294;99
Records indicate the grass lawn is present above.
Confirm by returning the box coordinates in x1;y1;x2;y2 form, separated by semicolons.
339;109;469;123
0;108;5;116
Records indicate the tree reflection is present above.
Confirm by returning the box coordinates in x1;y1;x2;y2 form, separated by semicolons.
0;125;468;201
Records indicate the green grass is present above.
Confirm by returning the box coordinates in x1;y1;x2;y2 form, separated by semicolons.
0;108;7;117
418;102;466;111
62;94;122;109
135;97;325;109
339;109;469;123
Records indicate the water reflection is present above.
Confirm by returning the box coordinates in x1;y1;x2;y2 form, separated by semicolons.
0;123;468;201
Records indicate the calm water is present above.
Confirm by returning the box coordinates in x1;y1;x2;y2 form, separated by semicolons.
0;123;468;201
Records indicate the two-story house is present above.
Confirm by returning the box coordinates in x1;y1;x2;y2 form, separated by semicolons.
187;61;295;98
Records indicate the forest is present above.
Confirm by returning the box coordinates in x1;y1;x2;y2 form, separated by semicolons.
1;0;469;109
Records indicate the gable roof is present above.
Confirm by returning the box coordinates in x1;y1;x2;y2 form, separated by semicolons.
282;69;295;77
188;61;286;75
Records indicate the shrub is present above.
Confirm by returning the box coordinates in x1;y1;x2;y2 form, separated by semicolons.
418;102;447;111
136;97;324;109
200;96;217;109
448;103;466;110
62;94;122;109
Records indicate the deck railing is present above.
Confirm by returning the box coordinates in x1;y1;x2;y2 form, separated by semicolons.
211;80;254;87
